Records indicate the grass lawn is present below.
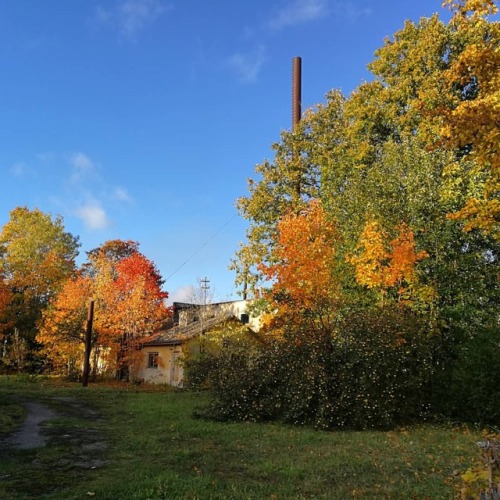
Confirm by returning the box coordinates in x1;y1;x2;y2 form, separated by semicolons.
0;375;481;499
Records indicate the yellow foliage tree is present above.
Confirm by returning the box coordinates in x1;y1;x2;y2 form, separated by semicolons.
441;0;500;238
347;220;429;305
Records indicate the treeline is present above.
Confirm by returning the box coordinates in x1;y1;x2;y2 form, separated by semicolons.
186;0;500;428
0;207;170;379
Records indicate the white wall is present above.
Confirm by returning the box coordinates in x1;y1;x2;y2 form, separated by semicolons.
139;345;184;386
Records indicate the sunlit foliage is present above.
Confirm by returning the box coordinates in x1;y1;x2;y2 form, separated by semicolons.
347;220;429;306
37;240;170;379
211;0;500;429
440;0;500;238
257;200;341;337
0;207;79;369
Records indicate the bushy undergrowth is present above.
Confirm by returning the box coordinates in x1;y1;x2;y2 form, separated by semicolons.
187;306;500;429
186;308;441;429
432;323;500;424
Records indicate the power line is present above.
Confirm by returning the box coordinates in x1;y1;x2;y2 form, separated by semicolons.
165;213;238;283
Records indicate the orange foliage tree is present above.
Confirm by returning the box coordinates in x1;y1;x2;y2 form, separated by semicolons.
38;240;170;379
104;251;169;378
259;200;340;336
37;274;94;377
0;274;13;342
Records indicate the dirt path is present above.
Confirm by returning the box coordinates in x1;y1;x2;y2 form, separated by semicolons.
0;396;108;498
0;396;108;467
2;400;58;450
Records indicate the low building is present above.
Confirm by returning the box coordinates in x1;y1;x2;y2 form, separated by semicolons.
136;300;260;386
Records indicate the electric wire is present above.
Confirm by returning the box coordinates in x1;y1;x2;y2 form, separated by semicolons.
164;213;238;282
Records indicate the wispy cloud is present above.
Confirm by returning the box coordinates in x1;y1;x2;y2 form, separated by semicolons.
113;186;132;202
96;0;171;38
8;151;129;232
69;152;96;183
227;45;267;84
269;0;328;30
76;201;109;229
66;153;131;229
333;1;371;21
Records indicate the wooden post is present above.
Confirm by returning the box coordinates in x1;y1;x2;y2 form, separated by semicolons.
82;300;95;387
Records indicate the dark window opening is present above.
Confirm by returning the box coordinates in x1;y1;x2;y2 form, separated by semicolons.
148;352;159;368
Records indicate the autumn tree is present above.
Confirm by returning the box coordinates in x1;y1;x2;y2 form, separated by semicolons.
439;0;500;238
347;220;430;307
258;200;340;338
0;274;14;367
236;2;498;328
198;0;499;427
0;274;13;337
37;274;94;378
0;207;79;368
37;240;170;380
104;250;170;378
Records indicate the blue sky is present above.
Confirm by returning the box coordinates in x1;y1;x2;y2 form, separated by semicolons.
1;0;451;303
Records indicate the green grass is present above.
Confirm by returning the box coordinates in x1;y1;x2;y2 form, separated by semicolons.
0;375;481;499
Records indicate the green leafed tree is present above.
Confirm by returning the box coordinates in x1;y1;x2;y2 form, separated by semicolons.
0;207;80;368
189;1;500;427
232;92;344;294
234;2;499;331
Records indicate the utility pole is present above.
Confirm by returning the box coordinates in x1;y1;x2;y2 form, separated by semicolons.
200;277;210;333
201;276;210;308
82;300;95;387
199;277;210;353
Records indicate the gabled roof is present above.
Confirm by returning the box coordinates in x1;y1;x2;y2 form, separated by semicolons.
142;299;259;347
143;315;235;347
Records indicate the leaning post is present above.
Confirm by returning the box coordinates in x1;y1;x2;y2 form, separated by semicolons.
82;300;95;387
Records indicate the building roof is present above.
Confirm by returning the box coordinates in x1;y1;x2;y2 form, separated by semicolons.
143;314;227;346
142;299;259;347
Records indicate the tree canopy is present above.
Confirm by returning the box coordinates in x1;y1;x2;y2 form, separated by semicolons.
0;207;170;377
189;1;499;432
37;239;170;379
0;207;80;364
235;2;499;332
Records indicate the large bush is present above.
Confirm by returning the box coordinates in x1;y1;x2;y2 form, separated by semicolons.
187;308;439;430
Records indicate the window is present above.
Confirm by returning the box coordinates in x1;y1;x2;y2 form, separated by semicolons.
148;352;159;369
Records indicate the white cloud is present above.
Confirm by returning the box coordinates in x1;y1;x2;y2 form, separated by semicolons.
70;152;96;183
269;0;328;30
76;202;109;229
333;2;371;21
166;285;195;305
227;45;267;84
113;186;132;202
97;0;171;37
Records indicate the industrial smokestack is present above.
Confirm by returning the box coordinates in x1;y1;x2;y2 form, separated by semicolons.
292;56;302;129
